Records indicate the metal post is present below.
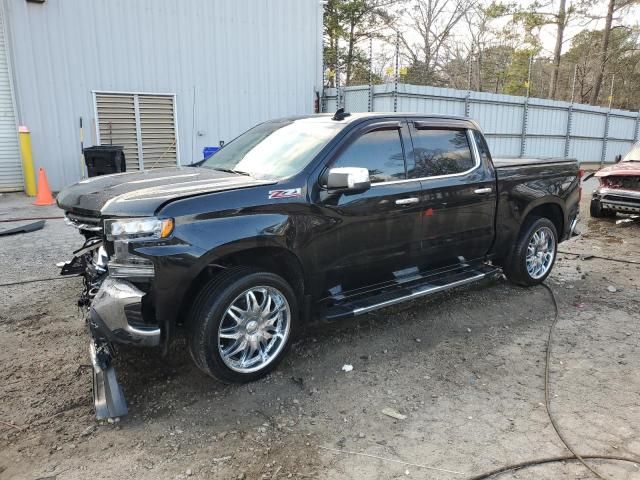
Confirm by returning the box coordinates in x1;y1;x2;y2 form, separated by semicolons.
520;101;529;158
336;62;341;109
467;49;472;91
368;36;373;113
634;110;640;144
394;31;399;113
570;64;577;103
519;56;533;158
465;49;472;117
600;74;615;167
564;65;577;158
18;126;37;196
608;74;615;109
601;111;611;167
526;55;533;97
564;105;573;159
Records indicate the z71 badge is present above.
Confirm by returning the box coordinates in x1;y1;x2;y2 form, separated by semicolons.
268;188;302;199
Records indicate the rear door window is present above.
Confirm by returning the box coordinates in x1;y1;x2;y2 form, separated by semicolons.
408;129;475;178
330;129;406;183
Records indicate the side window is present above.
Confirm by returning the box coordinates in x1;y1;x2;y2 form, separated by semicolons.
331;129;406;183
408;128;475;178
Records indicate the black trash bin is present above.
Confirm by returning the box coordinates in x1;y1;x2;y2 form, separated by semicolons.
83;145;126;177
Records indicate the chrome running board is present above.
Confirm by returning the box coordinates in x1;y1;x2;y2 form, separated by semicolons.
325;263;500;321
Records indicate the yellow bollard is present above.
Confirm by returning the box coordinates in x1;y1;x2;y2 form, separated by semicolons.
18;125;36;197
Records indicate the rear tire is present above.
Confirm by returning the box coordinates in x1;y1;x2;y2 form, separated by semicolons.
188;267;298;383
590;198;615;218
503;216;558;286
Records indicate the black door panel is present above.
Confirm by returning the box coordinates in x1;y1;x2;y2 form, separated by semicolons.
419;171;496;265
316;180;424;291
407;125;497;267
308;119;426;294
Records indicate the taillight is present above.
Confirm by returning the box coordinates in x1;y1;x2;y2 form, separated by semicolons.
578;169;583;202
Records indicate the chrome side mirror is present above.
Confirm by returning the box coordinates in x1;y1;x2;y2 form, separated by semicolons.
327;167;371;192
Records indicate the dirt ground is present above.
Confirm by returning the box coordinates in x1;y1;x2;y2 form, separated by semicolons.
1;183;639;480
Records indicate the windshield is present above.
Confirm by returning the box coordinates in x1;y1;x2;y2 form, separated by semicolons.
201;118;343;180
623;142;640;162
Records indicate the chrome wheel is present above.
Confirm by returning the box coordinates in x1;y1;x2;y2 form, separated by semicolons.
526;226;556;279
217;286;291;373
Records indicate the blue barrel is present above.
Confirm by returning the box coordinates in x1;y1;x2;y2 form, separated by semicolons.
203;146;220;160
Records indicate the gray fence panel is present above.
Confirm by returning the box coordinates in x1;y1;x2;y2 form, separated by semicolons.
484;136;522;157
323;83;640;164
570;138;603;161
608;115;636;140
469;102;524;135
571;110;606;138
528;137;566;157
527;107;568;136
607;139;635;160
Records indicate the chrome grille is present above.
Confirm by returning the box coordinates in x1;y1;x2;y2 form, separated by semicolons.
65;213;102;232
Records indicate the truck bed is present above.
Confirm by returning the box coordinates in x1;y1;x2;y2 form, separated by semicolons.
493;157;577;169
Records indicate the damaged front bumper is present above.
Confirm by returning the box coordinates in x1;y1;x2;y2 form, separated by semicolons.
90;338;128;420
569;215;580;237
594;187;640;213
87;277;161;420
89;277;160;347
62;243;161;420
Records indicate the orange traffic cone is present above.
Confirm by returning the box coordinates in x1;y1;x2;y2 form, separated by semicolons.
33;168;55;206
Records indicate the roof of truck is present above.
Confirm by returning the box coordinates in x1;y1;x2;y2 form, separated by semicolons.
281;112;473;121
272;112;481;130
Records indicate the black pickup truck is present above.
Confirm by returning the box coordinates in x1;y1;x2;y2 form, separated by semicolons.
58;111;580;418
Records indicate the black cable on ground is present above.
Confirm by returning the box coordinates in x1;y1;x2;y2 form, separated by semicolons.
0;276;78;287
466;454;639;480
470;283;640;479
0;216;63;223
540;283;608;480
558;250;640;266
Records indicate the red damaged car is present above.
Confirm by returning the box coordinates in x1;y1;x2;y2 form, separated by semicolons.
590;141;640;217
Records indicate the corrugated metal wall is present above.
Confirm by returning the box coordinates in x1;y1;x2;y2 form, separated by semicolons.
4;0;323;191
0;1;20;191
325;84;640;164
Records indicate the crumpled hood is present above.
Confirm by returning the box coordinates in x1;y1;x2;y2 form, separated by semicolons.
595;162;640;177
57;167;274;217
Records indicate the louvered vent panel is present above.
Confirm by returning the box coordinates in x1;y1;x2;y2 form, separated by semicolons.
95;93;140;170
138;95;177;169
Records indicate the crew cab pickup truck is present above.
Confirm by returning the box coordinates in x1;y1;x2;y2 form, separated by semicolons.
57;111;580;418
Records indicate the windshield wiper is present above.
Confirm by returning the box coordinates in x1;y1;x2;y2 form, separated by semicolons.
212;168;251;176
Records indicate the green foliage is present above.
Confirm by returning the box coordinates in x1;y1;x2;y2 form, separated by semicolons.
560;27;640;108
323;0;400;86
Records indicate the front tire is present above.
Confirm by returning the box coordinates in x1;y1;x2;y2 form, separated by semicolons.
590;198;615;218
188;267;297;383
504;216;558;286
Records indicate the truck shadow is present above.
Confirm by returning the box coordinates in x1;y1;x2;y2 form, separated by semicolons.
114;278;553;425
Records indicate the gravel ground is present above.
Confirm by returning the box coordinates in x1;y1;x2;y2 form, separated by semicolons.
1;185;639;480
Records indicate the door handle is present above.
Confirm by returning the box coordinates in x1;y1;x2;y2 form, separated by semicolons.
395;197;419;205
474;187;492;194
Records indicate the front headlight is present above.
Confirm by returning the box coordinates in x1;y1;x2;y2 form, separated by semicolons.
104;217;174;241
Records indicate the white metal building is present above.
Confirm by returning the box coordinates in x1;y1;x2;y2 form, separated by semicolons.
0;0;324;192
